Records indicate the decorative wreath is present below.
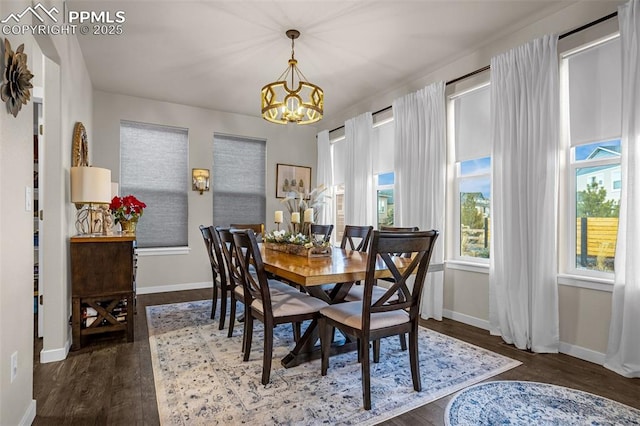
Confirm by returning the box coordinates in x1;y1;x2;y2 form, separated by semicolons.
1;38;34;118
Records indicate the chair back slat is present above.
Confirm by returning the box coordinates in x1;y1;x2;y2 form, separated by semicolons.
232;230;271;308
341;225;373;252
363;230;439;321
199;225;226;282
216;227;240;288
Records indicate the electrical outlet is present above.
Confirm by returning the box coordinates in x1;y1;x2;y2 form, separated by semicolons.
10;352;17;383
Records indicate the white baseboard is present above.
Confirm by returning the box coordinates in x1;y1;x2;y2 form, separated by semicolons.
443;309;490;331
40;337;71;364
20;399;36;426
443;309;606;366
137;281;213;295
559;342;606;365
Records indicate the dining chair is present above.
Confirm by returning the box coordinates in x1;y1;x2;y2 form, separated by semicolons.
216;227;246;339
230;223;264;239
319;230;439;410
310;224;334;244
199;225;229;325
341;225;373;252
233;229;329;385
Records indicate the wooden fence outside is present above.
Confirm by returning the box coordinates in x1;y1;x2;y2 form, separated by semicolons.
576;217;618;258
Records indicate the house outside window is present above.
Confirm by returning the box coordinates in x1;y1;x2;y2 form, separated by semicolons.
562;34;621;276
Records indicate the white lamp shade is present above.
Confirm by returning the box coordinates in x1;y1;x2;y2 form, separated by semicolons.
71;166;112;204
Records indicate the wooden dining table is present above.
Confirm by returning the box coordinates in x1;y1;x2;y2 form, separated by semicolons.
259;244;416;368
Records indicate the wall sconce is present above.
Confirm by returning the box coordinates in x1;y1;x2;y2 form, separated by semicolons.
192;168;210;194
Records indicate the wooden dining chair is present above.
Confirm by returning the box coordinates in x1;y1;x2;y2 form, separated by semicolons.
216;227;246;339
310;224;334;243
319;230;439;410
341;225;373;252
199;225;229;326
232;229;329;385
230;223;264;238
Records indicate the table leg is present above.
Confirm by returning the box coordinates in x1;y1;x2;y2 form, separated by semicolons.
280;283;358;368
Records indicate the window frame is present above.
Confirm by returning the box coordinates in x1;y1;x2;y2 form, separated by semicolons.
448;82;492;264
560;33;622;281
566;143;621;279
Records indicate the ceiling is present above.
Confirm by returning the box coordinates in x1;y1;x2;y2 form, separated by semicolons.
70;1;578;124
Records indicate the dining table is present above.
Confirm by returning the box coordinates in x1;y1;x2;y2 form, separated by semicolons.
259;244;418;368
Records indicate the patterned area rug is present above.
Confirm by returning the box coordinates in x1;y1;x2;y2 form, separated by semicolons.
445;381;640;425
147;300;521;425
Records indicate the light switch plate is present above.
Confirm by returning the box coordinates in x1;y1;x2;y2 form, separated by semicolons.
25;186;32;212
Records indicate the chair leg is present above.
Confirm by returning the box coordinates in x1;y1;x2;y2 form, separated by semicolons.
243;314;253;362
292;322;301;342
211;281;218;320
409;327;421;392
228;296;236;338
218;287;227;330
373;339;380;363
361;337;372;410
399;333;407;351
320;318;330;376
262;322;274;385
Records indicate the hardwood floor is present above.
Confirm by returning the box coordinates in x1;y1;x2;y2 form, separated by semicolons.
33;289;639;425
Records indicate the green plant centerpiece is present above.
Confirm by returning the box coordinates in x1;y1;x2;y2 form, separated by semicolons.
263;229;331;258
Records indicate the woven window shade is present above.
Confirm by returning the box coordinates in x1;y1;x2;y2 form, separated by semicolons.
212;134;266;227
120;121;189;248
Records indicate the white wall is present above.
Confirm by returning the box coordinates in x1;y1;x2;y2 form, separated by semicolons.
0;1;37;421
0;8;93;407
33;0;95;365
322;0;623;363
92;91;318;292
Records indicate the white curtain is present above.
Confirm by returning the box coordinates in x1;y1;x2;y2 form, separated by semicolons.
393;81;446;320
605;0;640;378
489;35;559;353
344;112;374;226
316;130;334;227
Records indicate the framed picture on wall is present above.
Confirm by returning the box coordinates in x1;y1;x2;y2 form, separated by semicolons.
276;163;312;198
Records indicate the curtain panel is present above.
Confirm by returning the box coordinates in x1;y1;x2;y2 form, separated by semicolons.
316;130;334;230
605;0;640;378
344;113;374;226
393;81;446;320
489;35;559;353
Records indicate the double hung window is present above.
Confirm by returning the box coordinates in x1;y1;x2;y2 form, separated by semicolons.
562;35;621;276
449;83;491;261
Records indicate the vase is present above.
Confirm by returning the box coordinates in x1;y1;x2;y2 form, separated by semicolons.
120;218;138;235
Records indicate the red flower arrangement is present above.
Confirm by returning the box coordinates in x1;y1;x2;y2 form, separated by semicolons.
109;195;146;224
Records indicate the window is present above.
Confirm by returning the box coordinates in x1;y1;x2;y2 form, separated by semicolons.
377;172;394;228
120;120;189;248
331;110;395;241
450;83;491;260
212;134;266;227
563;35;621;275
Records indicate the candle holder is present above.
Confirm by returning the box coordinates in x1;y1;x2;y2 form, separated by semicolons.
275;222;281;231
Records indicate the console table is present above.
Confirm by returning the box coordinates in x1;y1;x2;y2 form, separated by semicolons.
70;234;136;350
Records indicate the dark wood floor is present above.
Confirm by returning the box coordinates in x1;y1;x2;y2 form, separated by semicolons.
33;289;639;425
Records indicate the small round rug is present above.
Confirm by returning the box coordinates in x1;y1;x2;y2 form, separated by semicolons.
445;380;640;425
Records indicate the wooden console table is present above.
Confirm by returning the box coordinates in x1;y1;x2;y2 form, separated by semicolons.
70;234;136;350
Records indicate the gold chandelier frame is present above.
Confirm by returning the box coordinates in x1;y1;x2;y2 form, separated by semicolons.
261;29;324;125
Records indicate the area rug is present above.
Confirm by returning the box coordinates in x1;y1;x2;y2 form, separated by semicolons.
445;380;640;425
146;299;521;425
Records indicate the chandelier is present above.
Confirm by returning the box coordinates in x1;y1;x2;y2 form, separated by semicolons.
261;29;323;125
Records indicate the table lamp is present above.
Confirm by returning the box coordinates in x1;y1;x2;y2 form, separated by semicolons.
71;166;112;235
